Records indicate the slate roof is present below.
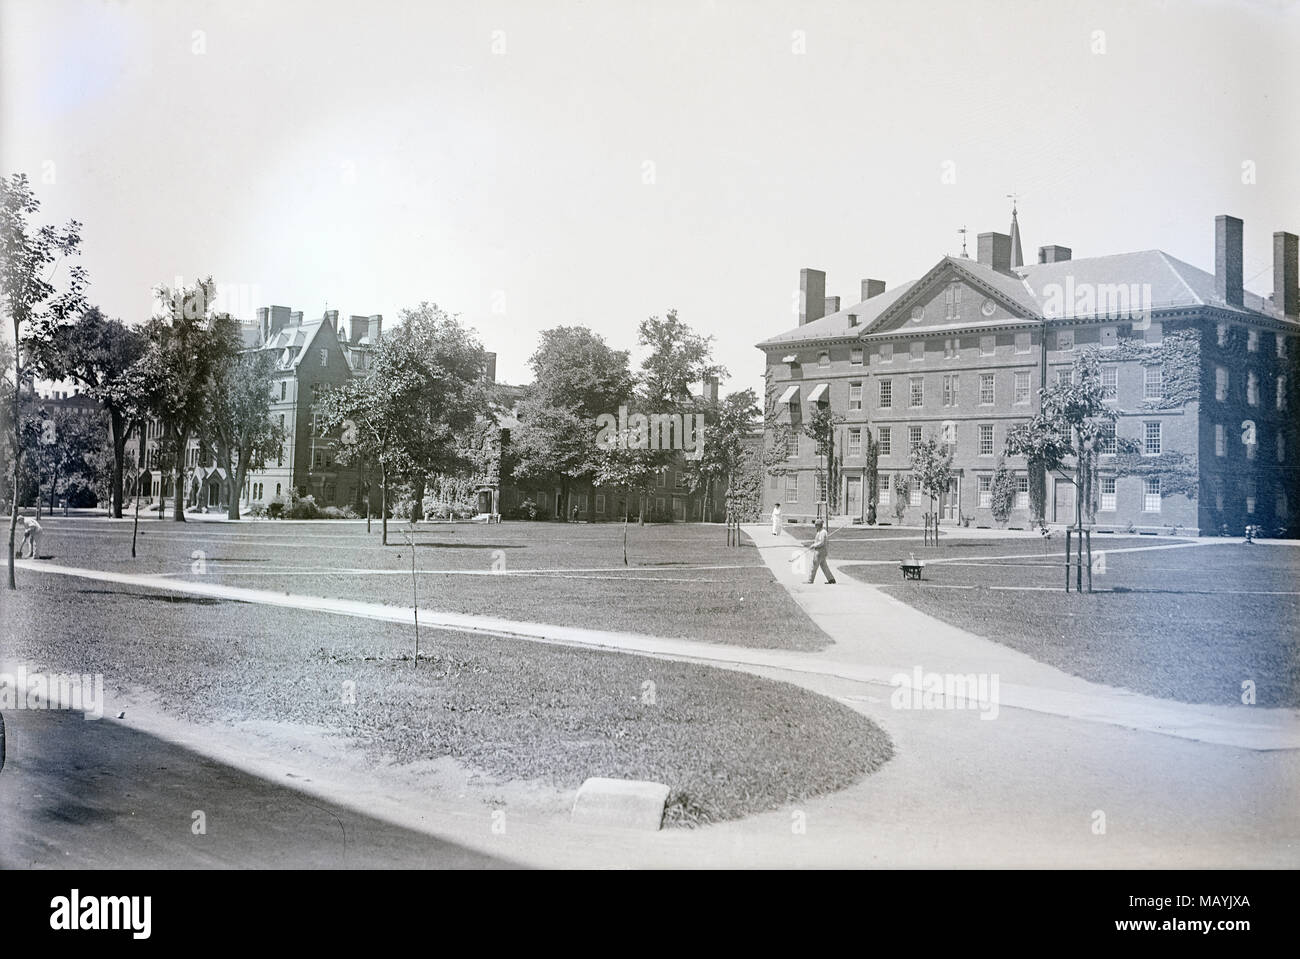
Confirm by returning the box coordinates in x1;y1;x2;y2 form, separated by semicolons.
758;248;1294;349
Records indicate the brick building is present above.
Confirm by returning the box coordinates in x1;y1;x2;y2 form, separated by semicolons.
140;306;382;511
757;212;1299;535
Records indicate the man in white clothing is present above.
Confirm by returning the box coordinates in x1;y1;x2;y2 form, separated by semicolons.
771;503;782;535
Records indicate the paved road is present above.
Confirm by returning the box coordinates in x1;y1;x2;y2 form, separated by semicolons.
0;709;514;869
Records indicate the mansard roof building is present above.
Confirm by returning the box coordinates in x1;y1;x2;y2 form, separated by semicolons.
757;213;1300;535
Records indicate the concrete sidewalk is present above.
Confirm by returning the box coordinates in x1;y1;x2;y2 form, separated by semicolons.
17;554;1300;750
742;525;1300;751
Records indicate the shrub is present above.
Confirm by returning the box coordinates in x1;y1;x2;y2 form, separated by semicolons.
285;493;322;519
268;497;285;519
246;501;268;518
517;498;539;520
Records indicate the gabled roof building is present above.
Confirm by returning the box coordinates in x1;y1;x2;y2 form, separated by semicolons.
757;213;1300;535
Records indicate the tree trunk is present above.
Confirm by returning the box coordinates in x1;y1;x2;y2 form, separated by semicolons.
172;428;188;521
411;474;425;523
132;468;141;557
227;446;244;521
637;492;645;526
9;318;20;589
108;407;127;518
380;462;388;545
49;464;59;514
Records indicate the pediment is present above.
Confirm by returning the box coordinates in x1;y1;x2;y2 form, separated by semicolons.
863;259;1036;336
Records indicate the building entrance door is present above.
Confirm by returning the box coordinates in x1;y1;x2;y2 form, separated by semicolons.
1053;479;1075;524
845;476;862;518
941;477;959;521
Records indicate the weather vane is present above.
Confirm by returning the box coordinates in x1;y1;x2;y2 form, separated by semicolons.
957;225;969;258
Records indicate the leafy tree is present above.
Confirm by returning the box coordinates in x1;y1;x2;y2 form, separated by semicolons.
679;388;759;521
909;434;954;529
637;309;724;406
25;403;107;513
803;404;842;513
510;326;633;521
203;348;286;520
1004;351;1116;531
318;303;486;542
132;278;240;522
1;173;87;588
592;427;662;564
990;456;1016;526
34;307;147;517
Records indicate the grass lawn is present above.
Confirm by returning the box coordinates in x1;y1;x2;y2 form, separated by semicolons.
24;517;830;651
0;572;891;826
833;537;1300;707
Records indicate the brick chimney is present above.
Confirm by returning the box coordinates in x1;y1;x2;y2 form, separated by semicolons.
702;375;719;403
977;232;1012;273
1273;231;1298;317
1038;245;1072;264
366;314;382;344
348;315;369;344
266;305;292;340
799;268;827;326
483;351;498;384
1215;215;1244;307
824;296;841;315
861;278;886;300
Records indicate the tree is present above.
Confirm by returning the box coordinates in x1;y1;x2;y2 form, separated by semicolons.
1004;351;1117;532
510;326;634;521
909;435;955;531
25;404;108;513
865;429;880;524
317;303;486;543
1;173;87;588
803;404;842;514
133;278;239;522
203;348;286;520
33;307;147;517
990;456;1016;526
592;428;662;564
679;388;759;521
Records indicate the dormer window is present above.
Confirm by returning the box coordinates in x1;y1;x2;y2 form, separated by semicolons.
818;351;830;367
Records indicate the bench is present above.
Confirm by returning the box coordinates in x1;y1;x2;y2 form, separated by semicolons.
899;561;925;581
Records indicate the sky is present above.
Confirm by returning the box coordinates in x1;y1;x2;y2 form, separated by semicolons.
3;0;1298;396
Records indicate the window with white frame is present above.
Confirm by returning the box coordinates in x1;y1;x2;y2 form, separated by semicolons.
849;382;862;411
909;377;924;407
848;427;861;456
1217;322;1229;347
1215;366;1229;402
1247;370;1259;406
1015;331;1031;353
1215;424;1226;457
1278;375;1287;411
789;432;800;457
595;494;606;513
1246;478;1256;515
1143;366;1163;400
1144;421;1161;455
879;379;893;408
1056;330;1074;351
879;343;893;363
909;425;922;453
942;373;959;407
979;335;995;356
1247;436;1257;461
910;341;924;362
979;423;994;455
944;282;962;320
656;470;667;488
1144;477;1161;512
1100;476;1117;511
1015;475;1029;510
879;473;891;505
319;348;328;367
1247;329;1259;352
979;372;995;404
978;474;992;508
1014;370;1030;404
785;472;799;502
878;426;892;455
850;348;863;366
1278;334;1288;359
1099;420;1117;455
1101;365;1118;400
944;338;957;359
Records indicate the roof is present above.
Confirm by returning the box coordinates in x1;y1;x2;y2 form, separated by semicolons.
250;318;331;370
759;248;1294;349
